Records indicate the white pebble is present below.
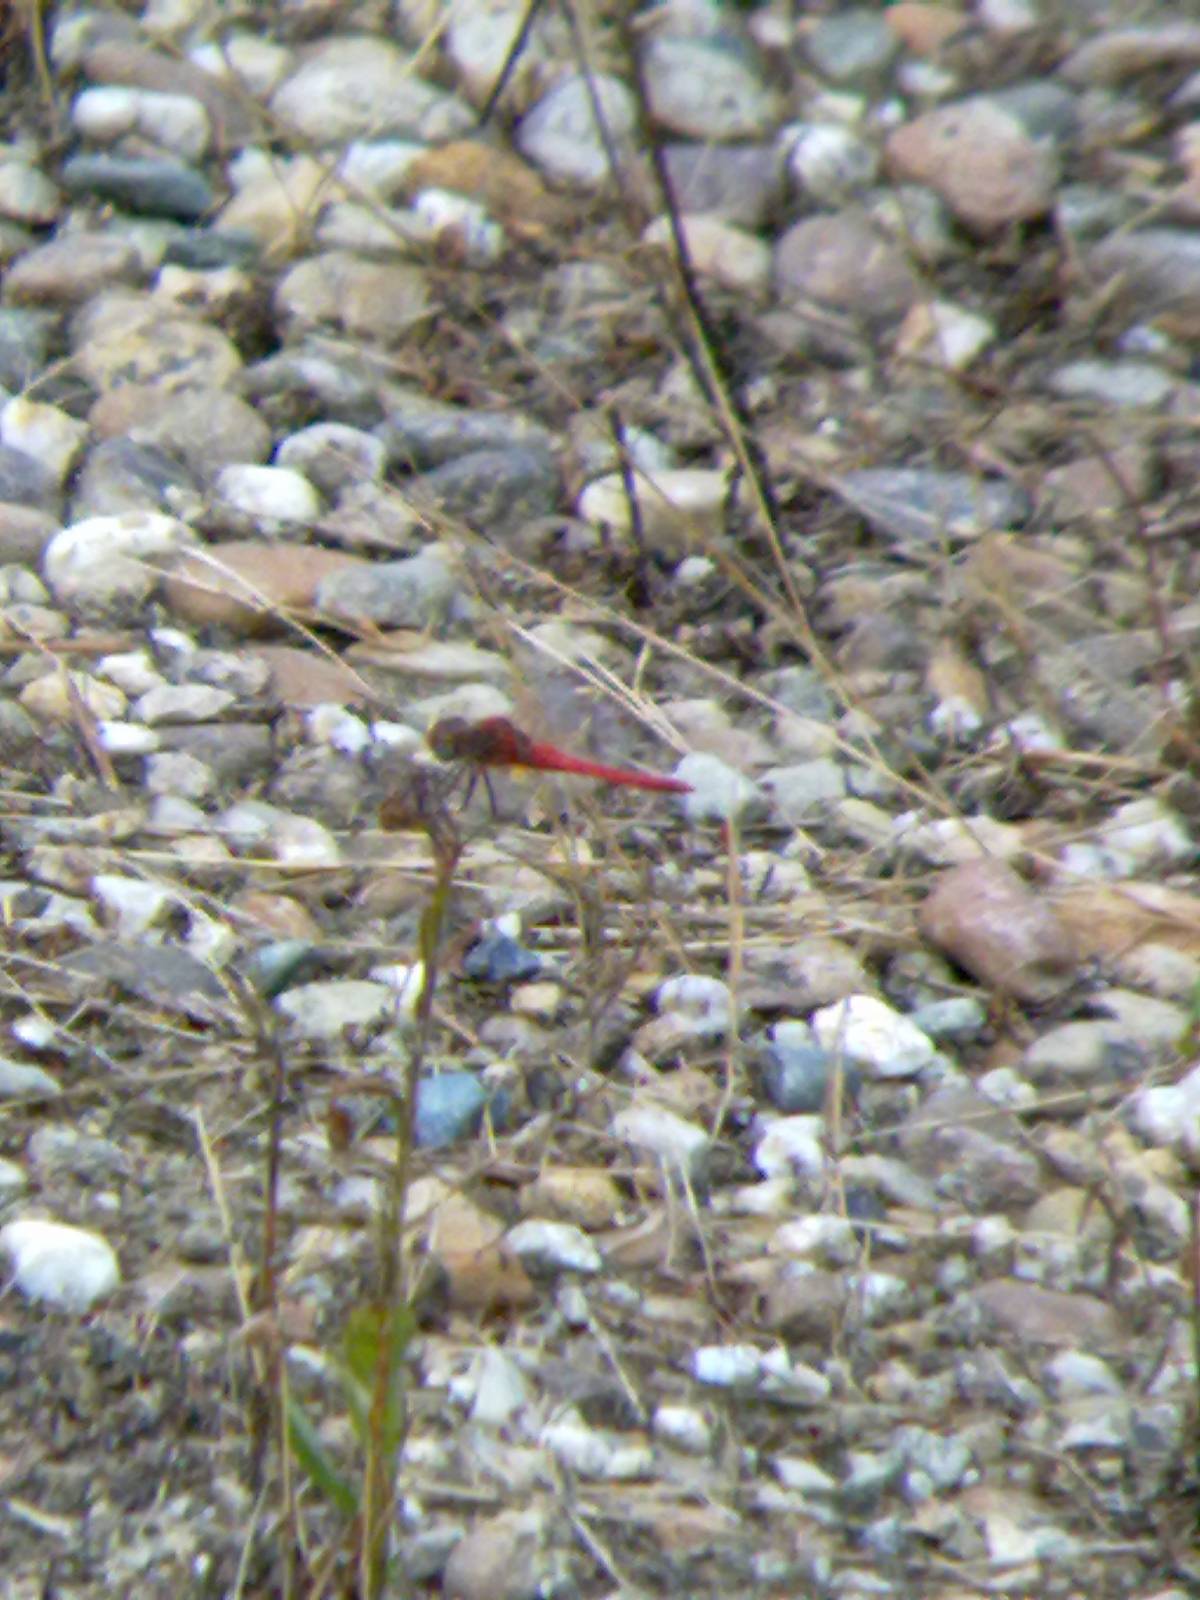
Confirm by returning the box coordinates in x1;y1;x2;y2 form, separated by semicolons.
692;1344;763;1388
654;973;733;1036
1;396;87;483
611;1104;710;1175
134;684;236;724
307;703;370;754
97;720;161;756
676;751;761;823
811;994;936;1078
43;511;197;613
20;670;126;725
506;1220;602;1274
753;1115;826;1180
0;1217;119;1311
213;464;321;527
653;1404;712;1453
91;873;175;937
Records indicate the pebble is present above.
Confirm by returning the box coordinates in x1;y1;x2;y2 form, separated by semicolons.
462;929;541;984
759;1022;836;1113
275;423;386;496
918;858;1078;1004
212;463;321;529
676;752;761;823
611;1103;710;1179
811;994;936;1078
506;1220;602;1275
641;214;771;297
5;232;142;303
163;540;362;634
577;466;729;559
0;1217;120;1311
316;548;459;630
642;36;778;140
753;1115;826;1180
775;209;920;321
0;1058;62;1100
270;36;472;146
0;397;87;485
274;979;396;1040
414;1073;489;1148
274;251;431;342
832;468;1029;547
219;801;341;867
516;74;637;188
60;154;215;220
784;122;879;202
411;446;558;539
886;96;1060;232
90;385;272;480
43;510;196;614
0;160;62;225
72;84;211;159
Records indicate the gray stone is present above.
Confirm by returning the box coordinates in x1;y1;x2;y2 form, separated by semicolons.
60;155;215;220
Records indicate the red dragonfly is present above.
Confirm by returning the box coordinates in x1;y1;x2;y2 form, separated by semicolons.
426;716;691;794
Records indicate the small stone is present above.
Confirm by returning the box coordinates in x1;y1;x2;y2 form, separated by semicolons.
577;467;729;560
641;214;771;297
886;96;1059;232
43;510;196;614
133;683;235;724
270;36;473;146
91;872;175;935
163;540;363;634
73;296;242;393
274;979;395;1040
275;423;386;496
0;1217;120;1310
213;463;321;529
785;122;879;204
611;1103;710;1178
1049;358;1175;409
832;468;1029;546
0;1059;61;1100
919;858;1078;1003
5;231;142;304
506;1219;602;1275
642;36;778;140
90;384;272;481
274;251;431;342
806;8;899;80
316;548;459;629
414;1073;488;1148
0;397;87;486
462;928;541;984
775;211;920;322
692;1344;763;1387
759;1022;835;1112
661;142;782;228
411;446;558;539
20;669;127;724
676;752;761;823
812;994;936;1078
441;1509;549;1600
516;74;637;189
219;801;341;868
753;1115;826;1179
894;300;995;371
0;161;62;225
73;84;211;159
60;154;214;220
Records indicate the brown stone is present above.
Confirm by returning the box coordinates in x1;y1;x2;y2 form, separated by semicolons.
886;97;1058;232
919;857;1078;1002
162;540;365;634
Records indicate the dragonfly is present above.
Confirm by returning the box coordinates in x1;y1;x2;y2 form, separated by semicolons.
425;716;691;795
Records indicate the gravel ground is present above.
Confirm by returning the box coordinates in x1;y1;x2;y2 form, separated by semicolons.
0;2;1199;1597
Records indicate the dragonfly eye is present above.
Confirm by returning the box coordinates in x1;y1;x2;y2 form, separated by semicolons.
426;717;469;759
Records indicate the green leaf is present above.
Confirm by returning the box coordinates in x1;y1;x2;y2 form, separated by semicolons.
286;1398;359;1519
341;1302;415;1452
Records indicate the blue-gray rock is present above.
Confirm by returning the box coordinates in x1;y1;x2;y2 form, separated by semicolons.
0;1057;61;1101
0;308;51;391
414;1073;488;1149
163;229;260;269
246;940;318;1000
463;930;542;985
377;407;556;471
805;9;898;81
759;1023;840;1113
0;444;58;511
409;446;560;537
60;155;216;220
661;143;783;229
832;469;1030;547
908;997;988;1042
315;549;459;629
71;437;197;520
